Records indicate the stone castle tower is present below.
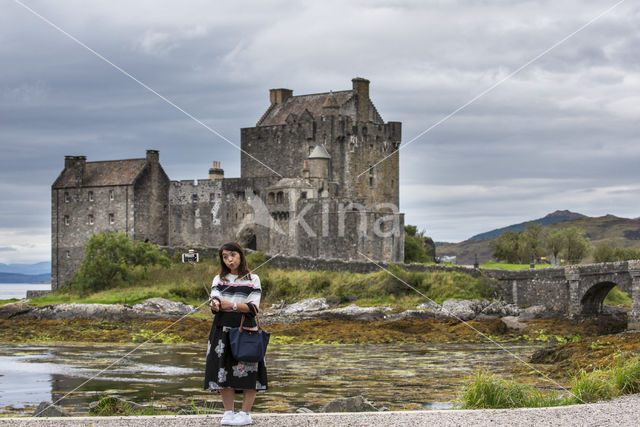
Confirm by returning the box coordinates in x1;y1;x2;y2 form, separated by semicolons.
51;78;404;289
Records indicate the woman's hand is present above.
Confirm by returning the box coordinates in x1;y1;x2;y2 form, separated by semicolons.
209;299;220;312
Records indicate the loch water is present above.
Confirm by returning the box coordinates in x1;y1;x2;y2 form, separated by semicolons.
0;341;548;415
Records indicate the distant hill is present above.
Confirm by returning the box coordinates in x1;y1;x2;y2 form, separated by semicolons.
0;261;51;275
437;212;640;265
0;272;51;284
469;210;586;240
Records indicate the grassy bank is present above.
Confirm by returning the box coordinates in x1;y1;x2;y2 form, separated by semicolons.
480;261;554;270
458;354;640;409
21;252;497;310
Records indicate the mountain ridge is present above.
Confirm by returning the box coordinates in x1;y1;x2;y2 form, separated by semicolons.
0;272;51;284
469;210;586;240
437;211;640;265
0;261;51;275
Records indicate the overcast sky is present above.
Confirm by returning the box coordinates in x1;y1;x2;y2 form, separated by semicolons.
1;0;638;264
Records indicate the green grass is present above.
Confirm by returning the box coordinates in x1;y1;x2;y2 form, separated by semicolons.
21;252;496;310
458;370;562;409
480;262;554;270
603;285;632;308
567;369;617;404
459;354;640;409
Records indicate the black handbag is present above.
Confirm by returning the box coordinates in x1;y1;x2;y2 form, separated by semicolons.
228;314;270;363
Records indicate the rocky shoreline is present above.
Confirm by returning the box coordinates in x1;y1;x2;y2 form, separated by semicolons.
0;296;581;325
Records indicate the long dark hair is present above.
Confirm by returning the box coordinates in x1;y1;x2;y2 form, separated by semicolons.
217;242;251;281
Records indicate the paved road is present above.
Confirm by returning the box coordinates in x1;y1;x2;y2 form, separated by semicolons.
2;394;639;426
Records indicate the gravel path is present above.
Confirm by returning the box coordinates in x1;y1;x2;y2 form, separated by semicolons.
2;394;639;426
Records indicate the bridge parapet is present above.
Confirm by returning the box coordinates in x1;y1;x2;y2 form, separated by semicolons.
483;261;640;330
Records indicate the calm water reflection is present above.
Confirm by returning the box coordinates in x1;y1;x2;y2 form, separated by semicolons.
0;342;546;415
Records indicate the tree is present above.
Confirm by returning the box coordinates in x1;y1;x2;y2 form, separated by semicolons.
517;222;545;264
404;225;434;263
68;232;170;293
490;231;520;263
561;227;591;264
593;243;640;263
546;229;566;264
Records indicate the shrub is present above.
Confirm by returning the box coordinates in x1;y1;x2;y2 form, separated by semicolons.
613;356;640;394
458;371;560;409
67;232;170;294
568;369;617;404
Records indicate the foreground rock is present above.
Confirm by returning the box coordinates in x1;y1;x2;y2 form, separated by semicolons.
501;315;528;330
2;298;197;321
320;395;379;412
0;302;33;319
32;401;70;417
278;297;329;314
267;299;392;321
132;298;196;316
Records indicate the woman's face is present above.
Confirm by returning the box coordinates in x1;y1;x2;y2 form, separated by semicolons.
221;249;241;272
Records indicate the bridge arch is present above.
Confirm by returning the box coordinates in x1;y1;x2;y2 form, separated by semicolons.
572;270;632;317
579;281;619;315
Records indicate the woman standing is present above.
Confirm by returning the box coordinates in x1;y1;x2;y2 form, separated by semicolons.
204;242;267;426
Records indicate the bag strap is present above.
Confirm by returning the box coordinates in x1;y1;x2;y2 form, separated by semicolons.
238;313;263;333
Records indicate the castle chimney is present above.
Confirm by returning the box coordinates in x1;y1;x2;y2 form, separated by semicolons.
146;149;159;164
270;88;293;105
64;155;74;169
209;160;224;180
352;77;370;122
65;155;86;187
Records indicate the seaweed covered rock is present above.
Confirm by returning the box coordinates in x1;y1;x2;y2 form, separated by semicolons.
320;395;378;412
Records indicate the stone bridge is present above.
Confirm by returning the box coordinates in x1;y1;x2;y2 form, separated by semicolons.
484;260;640;329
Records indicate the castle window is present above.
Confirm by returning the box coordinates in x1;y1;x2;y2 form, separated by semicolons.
109;190;114;201
236;191;245;200
66;250;70;259
108;213;114;224
276;192;284;204
362;127;368;141
192;194;199;203
88;214;94;225
210;193;215;201
301;192;307;200
88;191;94;202
369;166;374;187
64;215;70;226
64;192;70;203
268;192;275;204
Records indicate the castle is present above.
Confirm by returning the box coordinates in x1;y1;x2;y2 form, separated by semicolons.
51;78;404;289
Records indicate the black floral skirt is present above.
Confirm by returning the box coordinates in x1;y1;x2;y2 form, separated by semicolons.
203;324;268;393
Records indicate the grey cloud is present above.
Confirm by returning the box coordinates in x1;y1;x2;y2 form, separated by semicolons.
1;0;639;262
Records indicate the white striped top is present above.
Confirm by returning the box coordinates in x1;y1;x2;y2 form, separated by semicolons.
210;273;262;313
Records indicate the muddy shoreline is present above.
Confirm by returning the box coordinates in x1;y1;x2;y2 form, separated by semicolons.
1;301;637;381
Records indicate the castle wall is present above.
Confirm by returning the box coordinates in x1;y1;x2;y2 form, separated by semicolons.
168;179;226;247
51;184;134;289
133;160;170;244
261;198;404;263
241;115;400;207
168;176;279;249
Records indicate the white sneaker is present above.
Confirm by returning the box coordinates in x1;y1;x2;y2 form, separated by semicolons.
221;410;235;425
229;411;252;426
